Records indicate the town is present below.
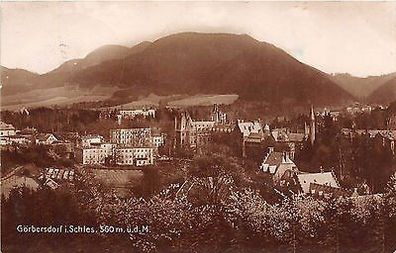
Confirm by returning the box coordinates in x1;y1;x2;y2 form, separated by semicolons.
2;2;396;252
2;100;396;253
2;102;395;196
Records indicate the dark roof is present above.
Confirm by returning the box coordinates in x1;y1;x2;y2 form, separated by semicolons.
36;133;56;141
263;152;283;167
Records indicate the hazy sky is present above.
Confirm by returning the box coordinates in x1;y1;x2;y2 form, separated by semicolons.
1;1;396;77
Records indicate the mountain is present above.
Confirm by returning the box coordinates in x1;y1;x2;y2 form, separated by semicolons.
70;32;353;106
330;72;396;99
0;66;39;96
50;42;151;74
1;41;152;97
2;32;354;109
368;76;396;104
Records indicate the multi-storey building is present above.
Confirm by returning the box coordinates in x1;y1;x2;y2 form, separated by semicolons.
116;147;154;166
110;128;152;147
116;108;156;124
77;147;108;165
76;143;117;165
118;108;156;118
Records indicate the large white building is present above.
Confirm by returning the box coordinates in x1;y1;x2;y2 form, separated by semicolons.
110;128;152;147
77;144;153;166
117;108;156;124
119;108;156;118
76;142;117;165
116;147;154;166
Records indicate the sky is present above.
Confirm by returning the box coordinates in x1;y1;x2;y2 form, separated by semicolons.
1;1;396;77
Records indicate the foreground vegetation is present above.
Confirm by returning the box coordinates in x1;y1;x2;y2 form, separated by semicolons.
2;156;396;253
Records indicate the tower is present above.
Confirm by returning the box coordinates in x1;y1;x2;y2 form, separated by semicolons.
174;111;191;148
212;104;227;125
309;105;316;145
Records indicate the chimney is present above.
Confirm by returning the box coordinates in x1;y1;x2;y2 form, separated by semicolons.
320;166;324;173
268;146;274;153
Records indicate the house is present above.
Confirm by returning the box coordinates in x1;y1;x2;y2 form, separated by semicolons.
0;121;16;137
35;133;59;145
8;135;32;145
260;147;299;184
80;134;105;147
296;171;341;194
234;120;271;158
1;174;40;199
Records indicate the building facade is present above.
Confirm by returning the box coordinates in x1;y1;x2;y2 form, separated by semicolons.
116;147;154;166
0;121;16;137
110;128;152;147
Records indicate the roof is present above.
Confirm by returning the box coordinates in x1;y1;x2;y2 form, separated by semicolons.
263;151;283;167
271;128;288;142
297;171;340;194
0;121;15;130
271;128;304;142
245;132;264;143
309;183;350;198
36;133;57;141
1;175;40;199
237;121;262;137
261;151;285;174
81;135;104;140
40;167;75;181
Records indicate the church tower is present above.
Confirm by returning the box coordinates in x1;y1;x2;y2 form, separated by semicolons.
174;111;191;148
309;105;316;145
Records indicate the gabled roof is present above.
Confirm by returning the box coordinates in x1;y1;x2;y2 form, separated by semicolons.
237;121;262;137
261;151;298;176
0;121;15;130
263;151;283;167
297;171;340;194
36;133;57;141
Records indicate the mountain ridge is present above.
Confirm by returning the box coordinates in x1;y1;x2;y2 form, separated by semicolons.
2;32;359;108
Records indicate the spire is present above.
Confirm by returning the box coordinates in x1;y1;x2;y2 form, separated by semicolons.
309;104;316;145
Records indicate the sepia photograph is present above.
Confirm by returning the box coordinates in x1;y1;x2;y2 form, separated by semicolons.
1;1;396;252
